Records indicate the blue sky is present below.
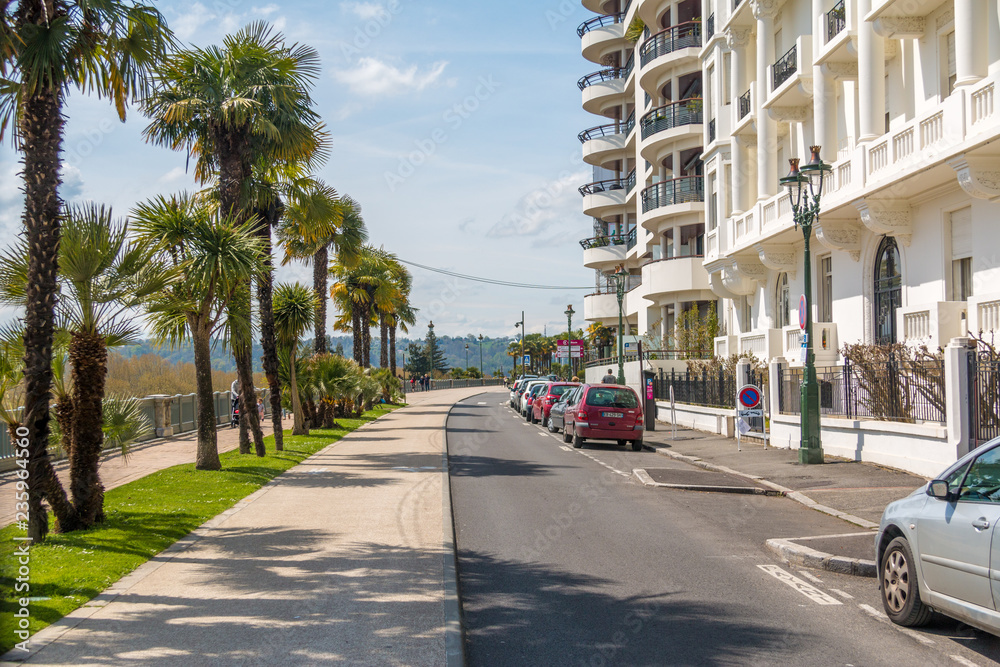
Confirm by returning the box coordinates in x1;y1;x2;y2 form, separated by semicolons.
0;0;599;339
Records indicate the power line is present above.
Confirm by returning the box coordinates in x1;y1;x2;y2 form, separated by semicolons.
397;258;592;290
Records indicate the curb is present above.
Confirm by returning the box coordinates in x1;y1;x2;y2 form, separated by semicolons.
642;442;879;530
766;535;878;578
632;468;782;495
442;399;474;667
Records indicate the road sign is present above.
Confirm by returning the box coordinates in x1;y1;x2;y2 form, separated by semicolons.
798;294;807;330
737;384;762;409
523;355;531;365
738;409;764;418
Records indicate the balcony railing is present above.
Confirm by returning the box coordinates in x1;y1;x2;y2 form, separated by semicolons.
577;109;636;143
708;118;716;143
578;67;626;90
771;44;797;90
577;13;624;38
579;176;629;196
624;167;636;192
639;22;702;67
706;14;714;39
591;273;641;295
623;109;635;136
579;230;632;249
738;88;751;119
639;99;703;139
640;176;705;213
626;227;637;250
827;0;846;43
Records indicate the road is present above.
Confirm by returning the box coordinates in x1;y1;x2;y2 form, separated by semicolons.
447;391;1000;666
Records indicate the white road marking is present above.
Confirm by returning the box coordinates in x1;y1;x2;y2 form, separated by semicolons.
757;565;842;605
797;569;825;585
951;656;980;667
478;401;488;405
577;450;630;477
858;604;936;646
537;432;549;437
559;446;573;451
829;588;854;600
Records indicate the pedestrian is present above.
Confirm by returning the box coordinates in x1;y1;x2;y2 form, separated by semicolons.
230;378;241;427
423;374;430;391
410;376;417;392
571;376;580;382
257;396;265;422
601;368;617;384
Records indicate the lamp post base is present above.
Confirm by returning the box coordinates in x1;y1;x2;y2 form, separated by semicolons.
798;446;825;464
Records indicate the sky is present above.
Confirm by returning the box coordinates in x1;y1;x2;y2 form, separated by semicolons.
0;0;600;340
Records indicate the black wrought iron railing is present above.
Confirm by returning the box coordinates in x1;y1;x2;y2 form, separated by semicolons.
623;51;635;78
738;88;751;119
639;99;703;140
970;350;1000;448
706;14;715;39
577;13;624;38
626;226;637;250
827;0;846;43
622;109;635;136
640;176;705;212
578;109;636;143
579;176;629;196
579;232;630;249
639;22;702;67
624;168;636;192
578;68;626;90
772;44;797;90
708;118;716;143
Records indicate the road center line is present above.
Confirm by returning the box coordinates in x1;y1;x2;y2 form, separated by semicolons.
829;588;854;600
757;565;842;606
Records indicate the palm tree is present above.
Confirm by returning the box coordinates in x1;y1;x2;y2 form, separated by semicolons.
273;282;317;435
330;246;397;368
388;301;417;377
0;204;168;530
1;0;173;541
132;194;264;470
142;21;327;452
375;257;412;370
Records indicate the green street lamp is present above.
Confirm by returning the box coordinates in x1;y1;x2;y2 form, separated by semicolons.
779;146;832;465
514;311;525;377
478;334;484;378
564;304;575;377
612;265;629;385
465;342;469;371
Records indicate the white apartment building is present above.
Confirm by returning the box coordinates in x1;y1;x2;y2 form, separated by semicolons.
580;0;1000;362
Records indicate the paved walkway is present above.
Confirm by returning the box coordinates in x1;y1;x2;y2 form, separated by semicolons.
4;386;499;666
1;415;292;528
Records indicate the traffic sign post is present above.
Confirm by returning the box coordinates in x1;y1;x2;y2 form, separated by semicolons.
736;384;762;452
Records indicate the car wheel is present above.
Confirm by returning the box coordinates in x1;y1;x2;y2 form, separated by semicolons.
529;412;536;424
631;439;643;452
881;536;933;627
617;439;627;447
572;431;584;449
546;417;555;432
562;426;572;444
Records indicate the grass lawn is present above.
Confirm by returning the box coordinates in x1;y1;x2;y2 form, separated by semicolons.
0;404;400;653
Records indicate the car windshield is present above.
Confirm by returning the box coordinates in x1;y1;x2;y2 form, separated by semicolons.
585;387;638;409
550;385;572;396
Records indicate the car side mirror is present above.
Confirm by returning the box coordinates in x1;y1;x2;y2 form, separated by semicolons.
927;480;952;500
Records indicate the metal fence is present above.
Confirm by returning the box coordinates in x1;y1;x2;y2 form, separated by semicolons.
778;359;946;424
970;353;1000;447
651;367;735;409
407;378;506;393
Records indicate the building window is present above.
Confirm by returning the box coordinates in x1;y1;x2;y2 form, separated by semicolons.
819;255;833;322
945;31;957;96
951;207;972;301
775;272;790;328
742;296;753;333
874;236;902;344
708;173;717;231
953;258;973;302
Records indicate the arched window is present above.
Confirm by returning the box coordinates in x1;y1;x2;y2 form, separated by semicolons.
874;236;901;344
775;272;790;329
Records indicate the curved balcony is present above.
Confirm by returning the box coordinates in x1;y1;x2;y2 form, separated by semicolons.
583;291;621;324
639;176;704;231
638;100;704;164
579;111;634;168
641;256;711;303
580;67;627;116
638;22;702;94
579;176;629;219
579;14;626;65
580;230;634;269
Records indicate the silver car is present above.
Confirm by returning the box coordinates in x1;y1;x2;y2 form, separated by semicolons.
876;437;1000;636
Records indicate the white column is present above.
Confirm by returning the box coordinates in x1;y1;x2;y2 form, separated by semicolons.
659;232;668;258
754;4;778;198
661;305;670;345
812;0;836;155
955;0;988;87
857;0;885;142
727;28;752;213
944;337;973;459
732;137;746;214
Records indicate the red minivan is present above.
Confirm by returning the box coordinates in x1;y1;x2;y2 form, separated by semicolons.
530;382;580;426
562;384;643;451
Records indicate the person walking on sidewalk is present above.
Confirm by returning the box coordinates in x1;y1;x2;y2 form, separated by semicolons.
601;368;617;384
230;378;241;427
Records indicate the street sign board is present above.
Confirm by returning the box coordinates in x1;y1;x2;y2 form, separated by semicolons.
738;409;764;418
798;294;807;330
523;355;531;365
737;384;762;409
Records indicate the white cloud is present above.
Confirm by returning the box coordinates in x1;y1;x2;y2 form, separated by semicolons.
487;170;589;238
332;57;448;97
254;4;280;16
341;2;388;21
173;2;214;41
60;162;85;201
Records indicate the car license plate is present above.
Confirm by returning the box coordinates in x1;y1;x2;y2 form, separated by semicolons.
602;411;624;418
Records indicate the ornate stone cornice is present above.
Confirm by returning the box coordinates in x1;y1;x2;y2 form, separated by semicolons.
937;7;954;31
755;243;797;275
726;27;752;50
949;156;1000;201
814;218;862;262
734;256;769;283
750;0;782;21
766;105;810;123
822;62;858;80
854;199;912;247
709;270;743;299
872;17;926;39
721;263;757;296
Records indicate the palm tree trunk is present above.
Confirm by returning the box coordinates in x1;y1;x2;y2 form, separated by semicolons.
18;67;76;540
255;206;284;452
67;331;108;527
192;321;221;470
313;245;328;353
379;314;389;368
352;309;363;365
361;303;372;368
390;326;398;376
234;339;263;455
290;352;306;435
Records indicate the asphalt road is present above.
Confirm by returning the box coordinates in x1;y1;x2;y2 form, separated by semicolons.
447;391;1000;667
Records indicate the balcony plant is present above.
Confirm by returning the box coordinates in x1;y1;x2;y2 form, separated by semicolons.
625;16;645;43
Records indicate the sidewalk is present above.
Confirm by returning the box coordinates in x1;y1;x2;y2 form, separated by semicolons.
1;415;293;527
640;423;929;576
4;386;501;666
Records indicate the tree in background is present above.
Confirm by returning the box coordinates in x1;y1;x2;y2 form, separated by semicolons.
404;341;428;377
425;321;448;375
273;282;317;435
675;302;719;359
330;245;396;368
1;0;173;542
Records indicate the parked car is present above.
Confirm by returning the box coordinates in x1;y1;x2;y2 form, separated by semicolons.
876;437;1000;636
521;382;549;418
509;376;537;408
547;386;580;434
562;384;643;451
518;380;549;415
532;382;580;426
